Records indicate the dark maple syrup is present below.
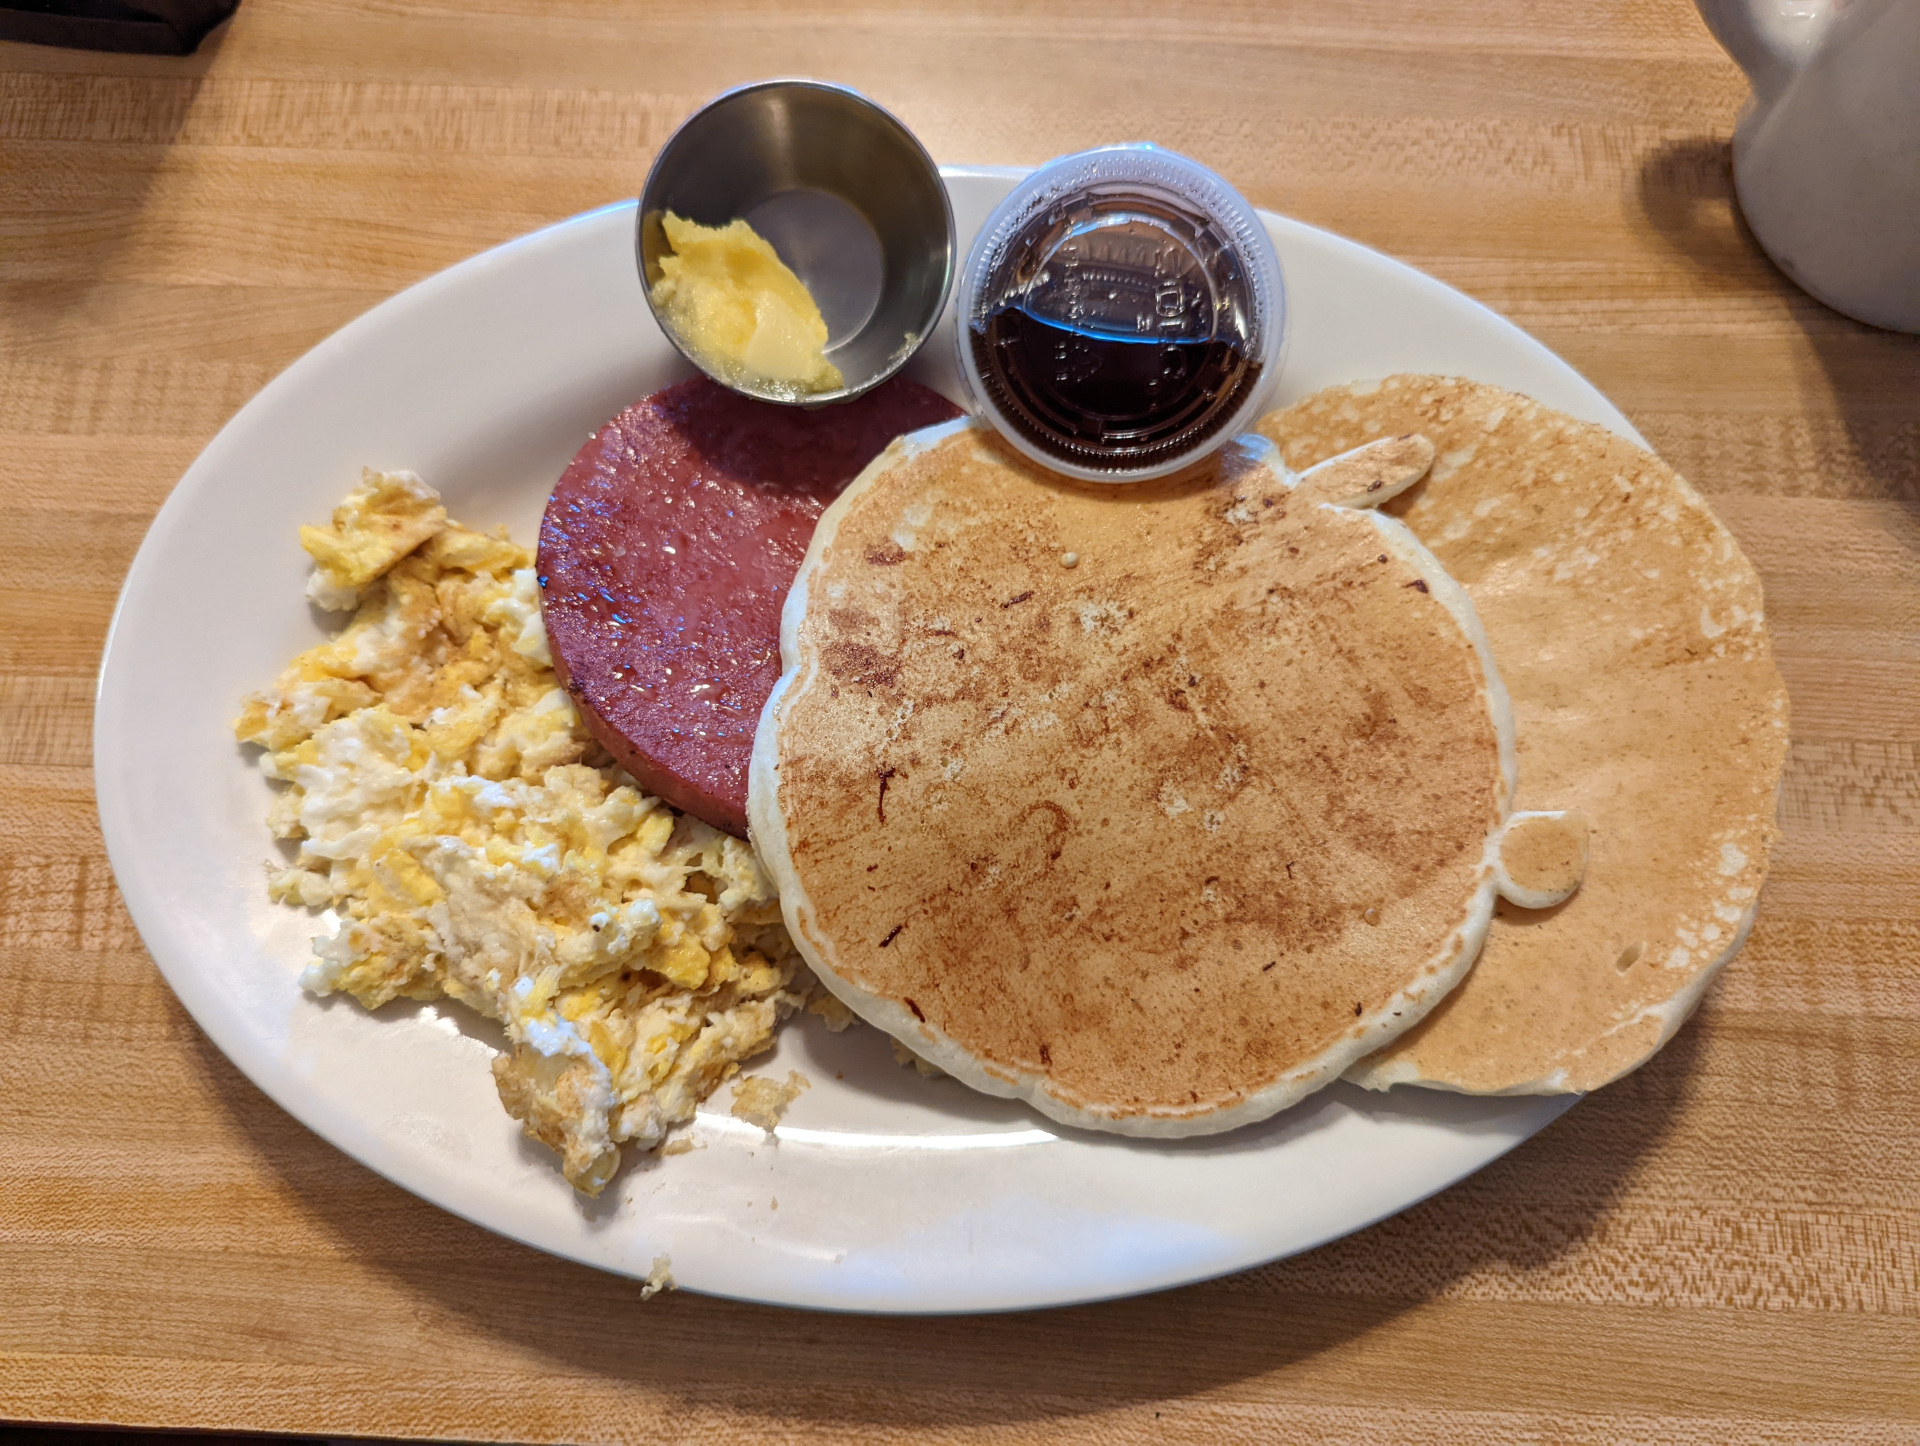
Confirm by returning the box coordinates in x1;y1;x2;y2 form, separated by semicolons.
963;174;1271;474
972;305;1261;466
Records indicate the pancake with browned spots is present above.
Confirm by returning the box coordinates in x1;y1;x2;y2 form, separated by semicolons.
1259;376;1789;1094
748;420;1517;1135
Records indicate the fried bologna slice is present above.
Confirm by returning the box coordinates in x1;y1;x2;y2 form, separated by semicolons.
539;376;960;836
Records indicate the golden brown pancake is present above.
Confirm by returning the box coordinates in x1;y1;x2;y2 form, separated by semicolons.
1259;376;1789;1094
749;420;1521;1135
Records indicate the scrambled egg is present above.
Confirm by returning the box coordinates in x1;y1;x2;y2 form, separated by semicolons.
729;1071;809;1131
237;468;821;1194
641;1254;675;1299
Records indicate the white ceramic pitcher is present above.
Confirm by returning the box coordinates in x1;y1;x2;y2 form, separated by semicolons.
1696;0;1920;333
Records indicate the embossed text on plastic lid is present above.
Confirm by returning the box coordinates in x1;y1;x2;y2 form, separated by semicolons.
956;145;1286;483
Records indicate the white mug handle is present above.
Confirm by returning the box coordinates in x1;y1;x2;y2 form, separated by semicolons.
1694;0;1837;100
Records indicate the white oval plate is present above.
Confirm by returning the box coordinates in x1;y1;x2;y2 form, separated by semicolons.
96;168;1636;1314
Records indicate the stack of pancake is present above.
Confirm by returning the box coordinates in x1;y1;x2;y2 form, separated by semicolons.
745;376;1788;1130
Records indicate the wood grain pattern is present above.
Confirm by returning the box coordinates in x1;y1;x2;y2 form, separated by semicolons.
1;0;1915;1440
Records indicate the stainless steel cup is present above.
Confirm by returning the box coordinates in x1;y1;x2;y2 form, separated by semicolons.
637;80;955;405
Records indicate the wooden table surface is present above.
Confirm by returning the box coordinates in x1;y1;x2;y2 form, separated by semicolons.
3;1;1916;1441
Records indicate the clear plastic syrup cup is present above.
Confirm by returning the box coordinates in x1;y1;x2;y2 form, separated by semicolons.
955;145;1287;483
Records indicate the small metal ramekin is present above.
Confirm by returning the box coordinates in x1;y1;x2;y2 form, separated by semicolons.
637;80;955;406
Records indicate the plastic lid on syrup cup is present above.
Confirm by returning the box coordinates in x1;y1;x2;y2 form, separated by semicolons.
956;145;1286;483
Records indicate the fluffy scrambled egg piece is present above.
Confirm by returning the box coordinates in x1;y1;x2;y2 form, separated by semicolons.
237;469;811;1194
299;468;447;610
641;1254;675;1299
730;1071;810;1132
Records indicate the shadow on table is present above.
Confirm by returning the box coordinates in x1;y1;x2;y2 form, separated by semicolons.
1635;135;1919;507
191;1005;1702;1432
3;20;231;345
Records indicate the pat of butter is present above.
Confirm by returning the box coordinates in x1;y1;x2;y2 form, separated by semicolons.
650;215;844;397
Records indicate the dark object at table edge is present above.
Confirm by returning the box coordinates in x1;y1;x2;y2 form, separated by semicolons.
0;0;238;55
